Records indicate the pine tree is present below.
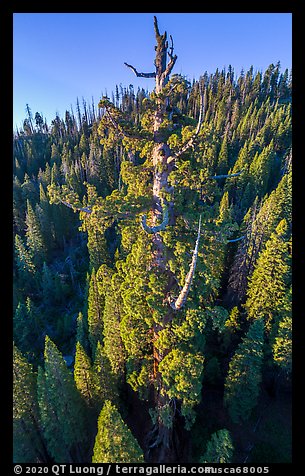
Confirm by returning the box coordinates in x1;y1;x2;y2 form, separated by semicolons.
37;183;53;250
200;429;234;463
14;298;43;357
98;267;126;379
13;344;48;463
15;234;35;283
216;135;229;175
87;268;104;353
272;310;292;375
221;306;241;350
92;341;119;407
21;173;38;204
76;311;89;353
224;318;265;423
92;400;144;463
25;199;46;266
41;262;54;306
74;342;96;406
13;177;25;234
249;141;276;198
226;170;291;305
37;336;89;462
217;191;231;225
245;219;291;331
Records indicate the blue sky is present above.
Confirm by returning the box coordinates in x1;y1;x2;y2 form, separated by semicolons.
13;13;292;129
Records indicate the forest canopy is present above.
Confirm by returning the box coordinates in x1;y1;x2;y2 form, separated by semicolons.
13;16;292;465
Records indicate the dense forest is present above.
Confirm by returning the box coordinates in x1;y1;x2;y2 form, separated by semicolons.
13;17;292;464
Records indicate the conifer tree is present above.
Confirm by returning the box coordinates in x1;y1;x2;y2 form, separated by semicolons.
76;311;89;353
200;429;234;463
47;17;219;461
37;336;89;462
37;183;53;250
25;199;46;266
21;173;38;204
14;298;43;356
97;266;126;378
15;234;35;282
224;318;265;423
13;344;48;463
221;306;241;350
92;400;144;463
44;17;292;463
87;268;104;353
74;341;96;406
245;219;291;330
13;177;25;234
93;341;119;407
41;262;54;306
272;310;292;375
249;141;276;198
226;169;291;305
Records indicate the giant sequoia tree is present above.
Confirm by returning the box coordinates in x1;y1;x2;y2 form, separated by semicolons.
20;15;292;464
48;17;214;461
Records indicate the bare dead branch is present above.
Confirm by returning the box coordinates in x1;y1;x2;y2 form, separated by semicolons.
163;54;177;81
124;62;156;78
168;35;174;60
153;15;161;38
163;34;177;79
60;200;92;214
169;215;202;311
141;204;169;234
60;199;135;222
226;235;245;243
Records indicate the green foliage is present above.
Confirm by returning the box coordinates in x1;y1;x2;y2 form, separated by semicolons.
221;306;241;350
15;234;36;288
200;429;234;463
25;199;47;265
119;232;154;358
92;400;144;463
159;349;204;429
224;319;265;423
203;356;222;385
74;342;96;406
206;306;229;333
13;57;292;463
93;341;119;406
97;265;126;377
13;344;46;463
14;298;44;358
272;311;292;374
87;268;104;353
37;337;89;462
76;311;89;353
245;219;291;331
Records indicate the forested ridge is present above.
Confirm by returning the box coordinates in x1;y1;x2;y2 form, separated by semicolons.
13;17;292;464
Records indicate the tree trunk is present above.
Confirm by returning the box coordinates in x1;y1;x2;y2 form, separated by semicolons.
125;16;201;462
136;17;182;463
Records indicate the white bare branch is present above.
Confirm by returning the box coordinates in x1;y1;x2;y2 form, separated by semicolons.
169;215;202;311
60;200;92;214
